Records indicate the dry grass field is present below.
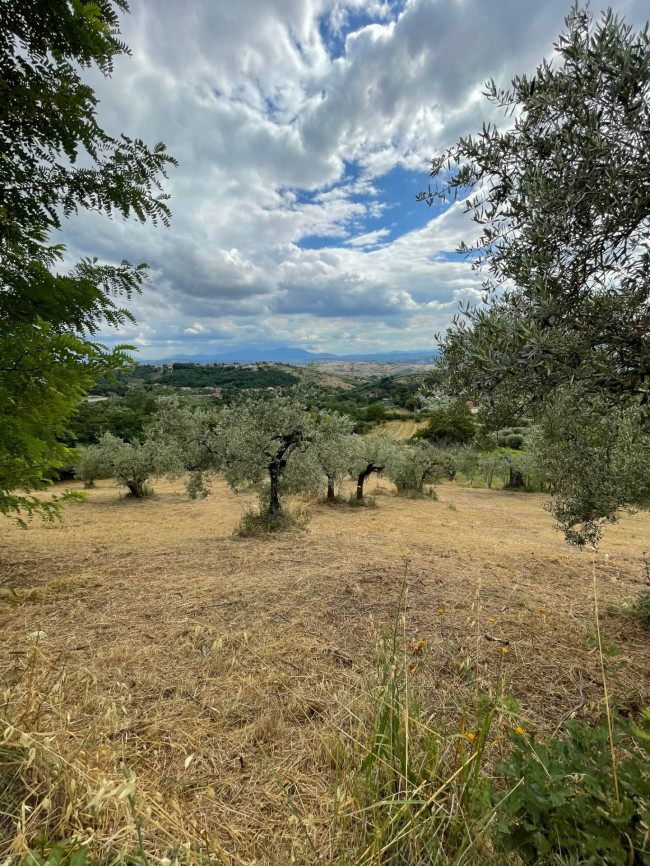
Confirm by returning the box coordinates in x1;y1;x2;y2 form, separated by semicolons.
1;478;649;863
371;418;428;439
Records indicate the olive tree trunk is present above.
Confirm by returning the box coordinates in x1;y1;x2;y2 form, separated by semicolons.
356;464;377;500
268;464;282;513
126;479;146;498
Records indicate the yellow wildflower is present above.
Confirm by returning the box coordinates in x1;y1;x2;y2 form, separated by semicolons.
502;646;508;654
410;666;417;674
438;608;444;615
467;732;475;741
488;617;495;622
515;726;524;735
539;608;546;614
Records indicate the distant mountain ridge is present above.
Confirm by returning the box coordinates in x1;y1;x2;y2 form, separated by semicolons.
146;346;439;365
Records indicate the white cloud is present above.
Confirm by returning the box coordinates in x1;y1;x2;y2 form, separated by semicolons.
345;228;391;247
58;0;650;356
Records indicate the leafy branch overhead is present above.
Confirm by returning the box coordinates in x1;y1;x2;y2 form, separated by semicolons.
420;5;650;545
0;0;176;519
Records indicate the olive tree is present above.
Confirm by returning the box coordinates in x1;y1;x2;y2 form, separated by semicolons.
221;395;323;513
311;413;356;501
85;432;178;498
348;436;398;501
420;6;650;545
387;442;445;495
74;445;105;488
152;396;224;499
531;392;650;545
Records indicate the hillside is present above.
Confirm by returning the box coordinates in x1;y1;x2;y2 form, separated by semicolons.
370;418;429;439
1;479;648;863
316;360;439;378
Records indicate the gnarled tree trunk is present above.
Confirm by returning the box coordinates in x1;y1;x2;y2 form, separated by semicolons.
126;479;146;498
357;463;381;500
326;475;336;502
268;464;282;513
506;467;524;490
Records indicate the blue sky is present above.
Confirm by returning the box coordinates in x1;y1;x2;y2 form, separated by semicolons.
60;0;649;358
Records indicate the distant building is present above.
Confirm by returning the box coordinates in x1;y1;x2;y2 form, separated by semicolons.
83;395;108;403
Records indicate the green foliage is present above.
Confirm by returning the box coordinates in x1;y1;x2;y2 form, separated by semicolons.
235;505;309;536
387;441;446;494
501;433;524;451
315;373;439;424
307;412;356;500
153;389;353;514
477;449;547;493
156;363;298;391
423;6;650;543
74;445;105;489
532;393;650;546
0;0;175;519
455;445;481;485
365;404;387;422
493;712;650;865
348;436;398;500
0;325;119;518
635;590;650;628
414;403;476;446
21;836;89;866
62;390;159;446
332;573;497;864
81;433;179;498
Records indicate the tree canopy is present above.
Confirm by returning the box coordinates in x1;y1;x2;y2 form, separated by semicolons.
421;5;650;545
0;0;175;518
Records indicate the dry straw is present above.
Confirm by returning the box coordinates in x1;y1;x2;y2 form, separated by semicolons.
1;476;649;862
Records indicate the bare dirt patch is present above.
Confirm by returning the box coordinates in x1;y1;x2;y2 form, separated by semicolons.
1;479;648;862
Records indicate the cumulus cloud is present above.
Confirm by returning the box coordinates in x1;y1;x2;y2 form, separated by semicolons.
58;0;649;356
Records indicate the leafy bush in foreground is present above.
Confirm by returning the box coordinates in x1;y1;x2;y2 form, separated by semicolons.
493;712;650;865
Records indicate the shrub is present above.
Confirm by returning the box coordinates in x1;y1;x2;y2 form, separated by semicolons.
347;493;377;508
387;441;445;495
492;712;650;865
365;404;387;423
414;403;476;445
635;589;650;628
502;433;524;450
396;486;438;501
235;506;309;536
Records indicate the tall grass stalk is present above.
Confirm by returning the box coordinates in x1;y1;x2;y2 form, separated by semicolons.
592;553;621;808
331;562;500;865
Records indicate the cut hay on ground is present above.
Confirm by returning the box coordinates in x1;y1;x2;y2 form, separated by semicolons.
1;478;649;863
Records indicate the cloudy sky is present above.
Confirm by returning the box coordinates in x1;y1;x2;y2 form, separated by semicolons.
64;0;647;358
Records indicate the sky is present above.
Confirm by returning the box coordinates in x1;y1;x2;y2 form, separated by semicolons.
62;0;648;358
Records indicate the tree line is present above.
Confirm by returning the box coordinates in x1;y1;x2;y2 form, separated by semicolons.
1;1;648;550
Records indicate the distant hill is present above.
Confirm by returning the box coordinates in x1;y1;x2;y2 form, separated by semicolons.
147;347;439;365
